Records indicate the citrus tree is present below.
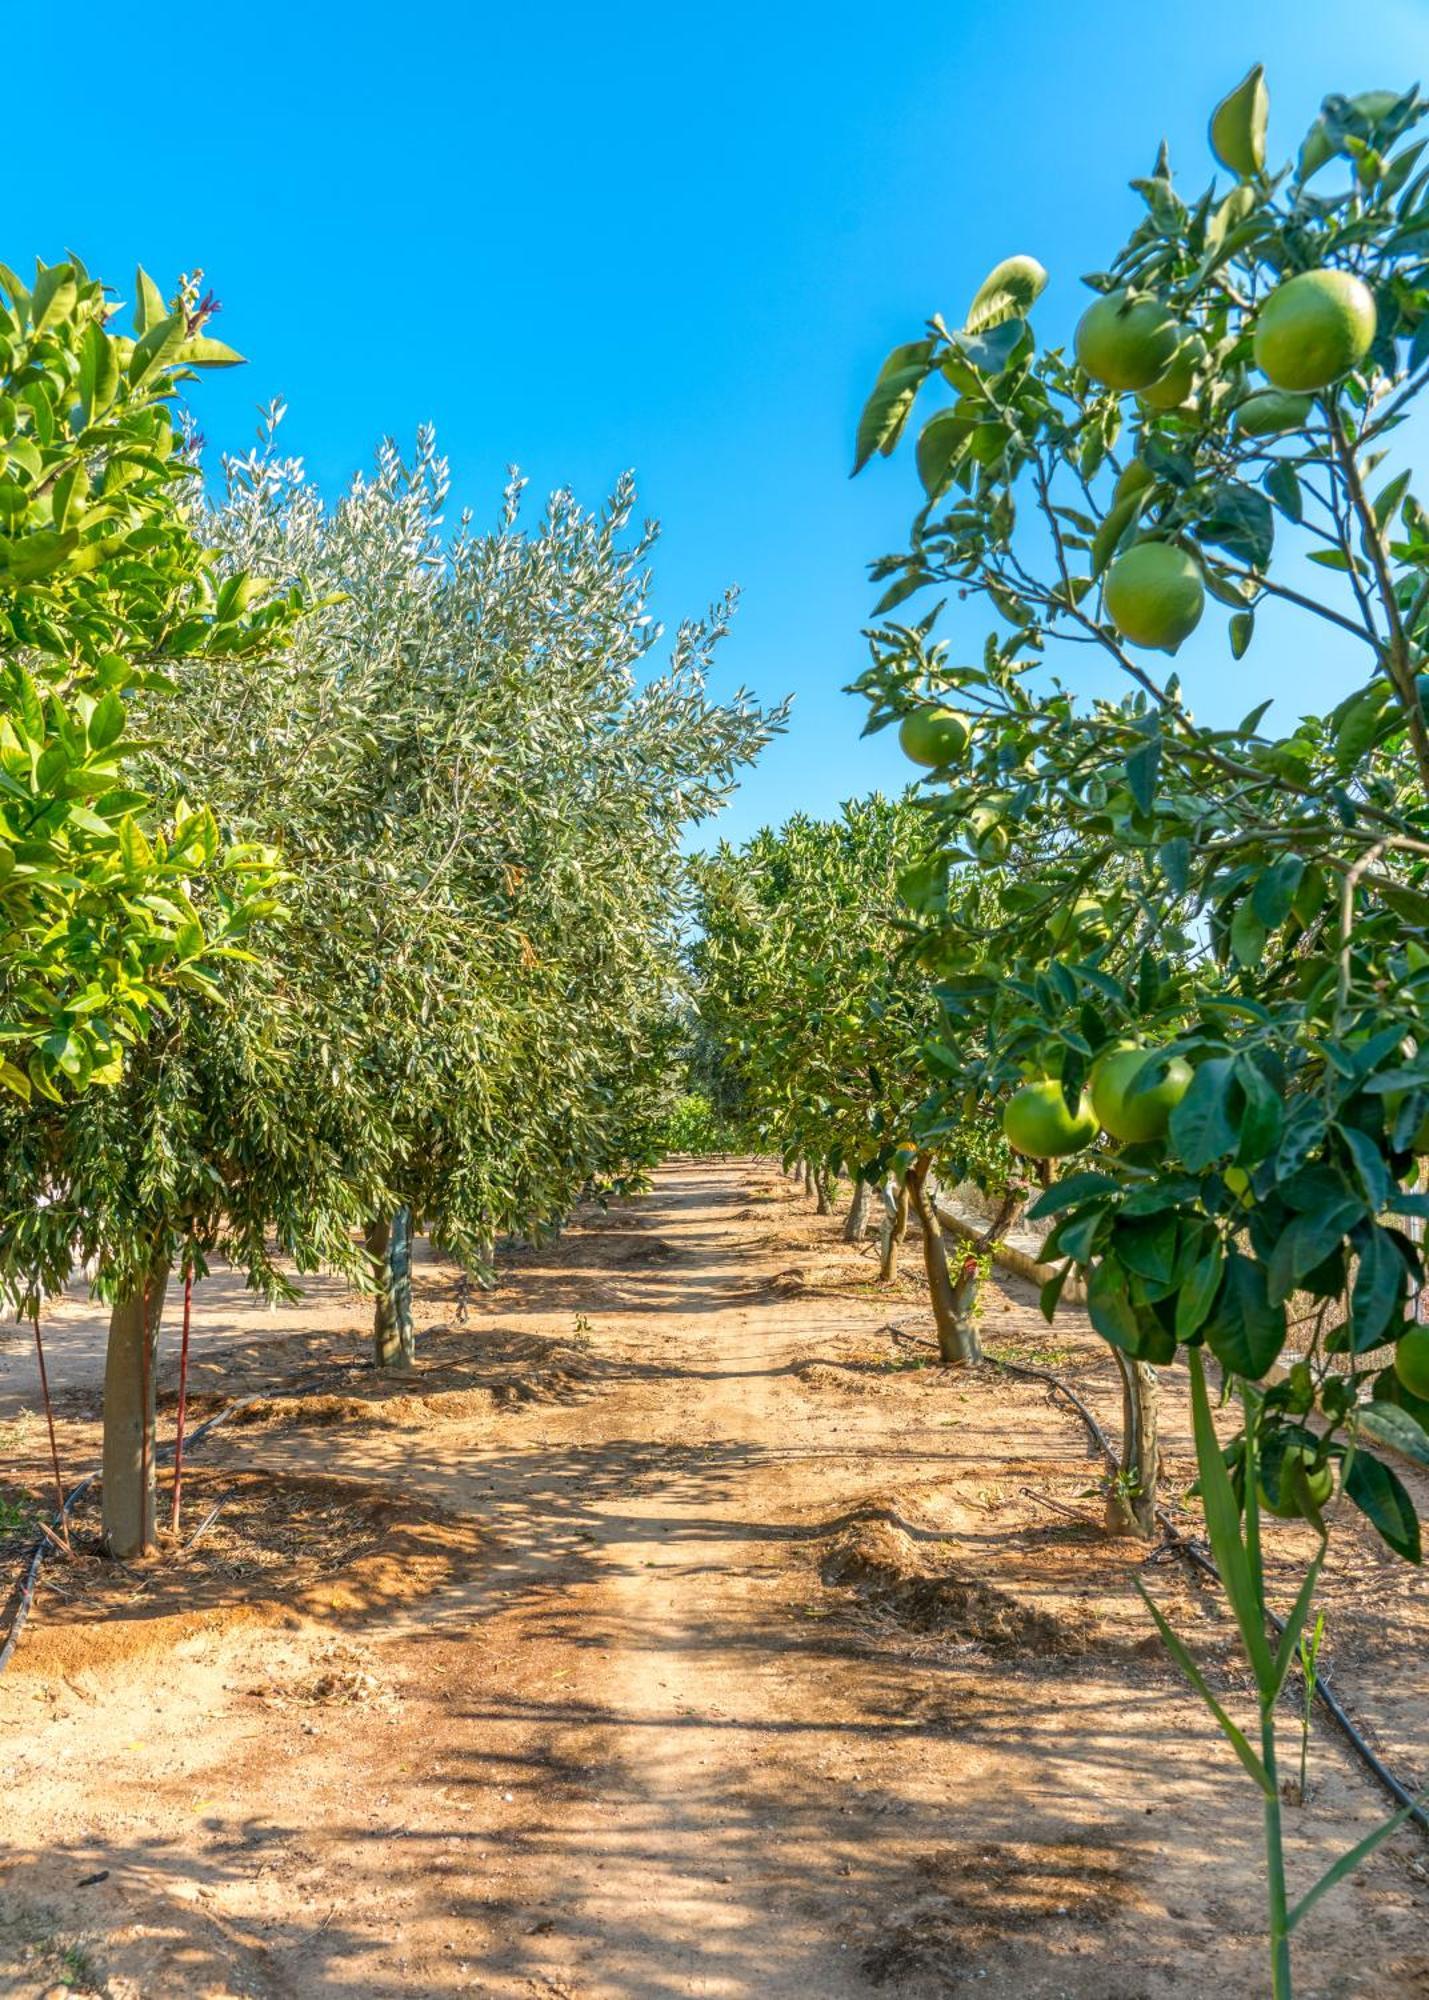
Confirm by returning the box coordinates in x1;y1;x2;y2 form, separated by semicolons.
853;72;1429;1993
693;796;1026;1351
0;257;298;1101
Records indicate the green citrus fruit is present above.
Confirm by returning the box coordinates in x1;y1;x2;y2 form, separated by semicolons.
1075;291;1181;391
899;706;969;768
1090;1044;1193;1144
1253;270;1377;392
1105;542;1205;651
1209;65;1269;181
1394;1325;1429;1401
1234;389;1314;437
1002;1080;1099;1160
1139;332;1208;412
1259;1443;1333;1520
1224;1164;1254;1204
1112;460;1155;507
1048;895;1108;945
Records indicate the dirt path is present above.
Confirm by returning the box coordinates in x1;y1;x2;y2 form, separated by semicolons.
2;1161;1427;1998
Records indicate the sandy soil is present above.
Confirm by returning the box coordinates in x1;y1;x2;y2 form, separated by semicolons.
0;1159;1426;1999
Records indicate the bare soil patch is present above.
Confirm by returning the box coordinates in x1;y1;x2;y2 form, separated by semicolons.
0;1159;1425;1999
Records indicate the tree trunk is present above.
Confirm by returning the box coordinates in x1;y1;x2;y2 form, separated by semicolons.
803;1162;814;1196
1105;1348;1160;1535
814;1170;832;1217
930;1181;1028;1354
843;1177;873;1244
906;1156;981;1365
102;1261;171;1558
878;1180;909;1282
367;1208;415;1368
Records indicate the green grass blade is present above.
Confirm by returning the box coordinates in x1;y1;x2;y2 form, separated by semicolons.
1268;1544;1327;1703
1136;1579;1272;1795
1188;1349;1275;1687
1287;1787;1429;1932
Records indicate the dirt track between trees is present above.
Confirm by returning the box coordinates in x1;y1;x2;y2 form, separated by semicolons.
1;1159;1427;1998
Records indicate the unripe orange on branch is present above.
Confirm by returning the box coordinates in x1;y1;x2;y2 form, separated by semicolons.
1075;291;1181;392
1253;270;1377;392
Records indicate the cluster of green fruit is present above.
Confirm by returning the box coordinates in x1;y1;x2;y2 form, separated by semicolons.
1000;1047;1429;1429
1074;264;1376;654
1002;1042;1192;1160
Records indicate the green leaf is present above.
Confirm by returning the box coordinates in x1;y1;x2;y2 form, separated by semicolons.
1169;1057;1237;1169
1344;1450;1421;1562
916;409;973;500
1187;1349;1275;1685
128;311;187;388
30;262;78;334
133;265;168;335
1087;1257;1147;1353
87;690;126;752
1264;461;1303;523
1197;482;1274;571
964;254;1047;333
1229;609;1254;659
1351;1226;1407;1349
1126;737;1160;813
852;340;937;474
1359;1401;1429;1466
1288;1787;1429;1933
1268;1544;1327;1703
1175;1237;1225;1340
1230;898;1267;968
175;335;245;369
1039;1259;1073;1323
1203;1252;1287;1378
1135;1579;1272;1795
1250;855;1304;929
1027;1171;1121;1220
1267;1201;1361;1306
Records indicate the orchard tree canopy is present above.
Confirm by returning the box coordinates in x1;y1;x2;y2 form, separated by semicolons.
851;73;1429;1993
0;258;301;1103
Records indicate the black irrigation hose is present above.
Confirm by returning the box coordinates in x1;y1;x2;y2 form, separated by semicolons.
887;1320;1428;1840
0;1385;276;1677
1155;1511;1429;1837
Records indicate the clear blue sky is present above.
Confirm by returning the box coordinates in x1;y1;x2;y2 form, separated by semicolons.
15;1;1427;845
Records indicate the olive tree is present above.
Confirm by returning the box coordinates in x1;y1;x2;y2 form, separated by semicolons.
853;70;1429;1993
202;426;785;1362
2;417;783;1552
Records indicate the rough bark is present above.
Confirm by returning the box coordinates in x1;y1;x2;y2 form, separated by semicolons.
803;1162;815;1196
102;1261;171;1558
878;1180;909;1282
905;1156;981;1365
814;1171;832;1217
368;1207;415;1368
1105;1348;1160;1535
843;1177;873;1244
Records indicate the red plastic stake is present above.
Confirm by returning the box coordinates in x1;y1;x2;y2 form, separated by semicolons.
170;1268;194;1536
32;1310;71;1555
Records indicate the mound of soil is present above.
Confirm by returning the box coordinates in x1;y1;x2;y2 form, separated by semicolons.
12;1466;482;1675
850;1840;1134;1989
821;1514;1097;1656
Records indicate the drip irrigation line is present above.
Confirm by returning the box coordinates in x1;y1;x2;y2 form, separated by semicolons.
0;1381;277;1678
1153;1510;1429;1838
884;1317;1427;1841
